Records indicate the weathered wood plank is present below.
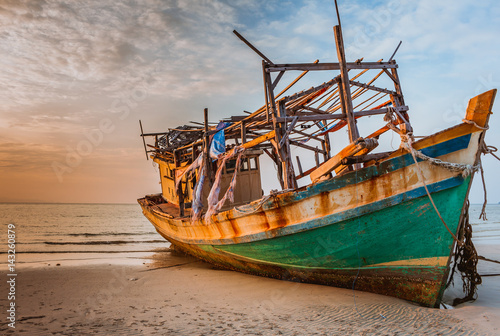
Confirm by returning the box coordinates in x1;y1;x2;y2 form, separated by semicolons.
289;139;327;154
309;138;378;182
272;71;285;90
310;140;365;182
334;25;359;143
266;62;398;72
349;80;397;95
233;30;274;65
242;130;276;150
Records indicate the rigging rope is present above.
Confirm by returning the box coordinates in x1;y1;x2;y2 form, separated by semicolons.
479;142;500;220
446;201;482;305
399;128;498;304
400;132;464;246
400;131;478;178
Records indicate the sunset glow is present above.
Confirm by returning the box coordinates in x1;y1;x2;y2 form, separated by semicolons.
0;0;499;203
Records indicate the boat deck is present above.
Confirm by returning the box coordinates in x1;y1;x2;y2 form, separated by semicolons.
141;195;189;219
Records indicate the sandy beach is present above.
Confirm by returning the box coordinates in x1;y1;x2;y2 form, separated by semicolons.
1;244;499;336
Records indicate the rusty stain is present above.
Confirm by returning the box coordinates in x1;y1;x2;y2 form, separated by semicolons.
164;234;445;307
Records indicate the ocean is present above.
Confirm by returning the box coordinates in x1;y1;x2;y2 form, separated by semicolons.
0;203;498;268
0;203;170;268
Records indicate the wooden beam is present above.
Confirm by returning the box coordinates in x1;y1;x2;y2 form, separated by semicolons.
139;120;149;160
276;106;393;122
275;59;319;99
240;120;247;144
241;130;276;150
296;156;303;175
334;25;359;143
289;139;327;154
309;138;378;182
233;30;274;65
272;71;285;90
262;61;271;123
174;150;184;217
204;108;213;185
324;133;331;158
264;148;278;165
283;79;336;103
295;165;317;180
266;62;397;72
383;68;398;84
140;131;170;137
291;128;324;142
340;152;393;165
349;80;397;95
279;116;298;148
295;105;329;114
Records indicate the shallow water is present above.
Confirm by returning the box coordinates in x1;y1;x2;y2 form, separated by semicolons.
0;203;169;267
0;203;498;264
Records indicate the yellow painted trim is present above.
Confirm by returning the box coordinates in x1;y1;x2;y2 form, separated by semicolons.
369;257;448;267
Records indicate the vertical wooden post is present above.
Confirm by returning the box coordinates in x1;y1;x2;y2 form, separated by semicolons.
191;143;197;187
285;139;297;189
265;64;291;190
139;120;148;160
264;62;280;128
321;139;328;162
276;99;293;189
174;149;184;216
262;61;270;123
241;120;247;144
204;108;213;185
276;154;285;190
390;67;410;123
296;156;303;175
390;67;405;106
324;133;331;159
333;25;360;143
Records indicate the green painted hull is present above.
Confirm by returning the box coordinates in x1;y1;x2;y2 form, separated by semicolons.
162;178;470;307
139;90;496;308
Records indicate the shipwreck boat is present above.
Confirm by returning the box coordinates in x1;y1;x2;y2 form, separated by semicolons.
138;17;496;307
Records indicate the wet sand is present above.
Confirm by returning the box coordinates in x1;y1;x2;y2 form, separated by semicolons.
1;246;499;335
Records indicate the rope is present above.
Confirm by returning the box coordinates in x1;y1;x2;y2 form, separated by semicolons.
478;158;488;220
233;194;272;215
446;201;482;305
462;119;489;130
401;133;464;246
478;256;500;265
478;142;500;220
400;134;478;178
482;144;500;161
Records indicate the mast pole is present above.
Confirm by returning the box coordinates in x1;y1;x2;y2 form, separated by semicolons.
333;1;360;143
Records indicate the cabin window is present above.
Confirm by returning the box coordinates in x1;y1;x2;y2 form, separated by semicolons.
250;157;258;170
225;159;236;174
241;158;249;171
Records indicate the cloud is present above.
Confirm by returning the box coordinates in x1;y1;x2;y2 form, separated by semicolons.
0;0;499;203
0;142;65;171
0;0;259;114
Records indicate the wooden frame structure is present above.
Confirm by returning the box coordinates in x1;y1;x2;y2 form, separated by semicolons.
140;21;413;214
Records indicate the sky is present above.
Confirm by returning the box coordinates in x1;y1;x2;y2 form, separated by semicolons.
0;0;499;204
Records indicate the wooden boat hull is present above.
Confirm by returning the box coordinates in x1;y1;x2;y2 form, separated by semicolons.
139;115;489;307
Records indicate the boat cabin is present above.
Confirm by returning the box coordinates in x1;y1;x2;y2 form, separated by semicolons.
153;149;263;214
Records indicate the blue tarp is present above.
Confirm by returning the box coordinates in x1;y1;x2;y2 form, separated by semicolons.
209;122;231;159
